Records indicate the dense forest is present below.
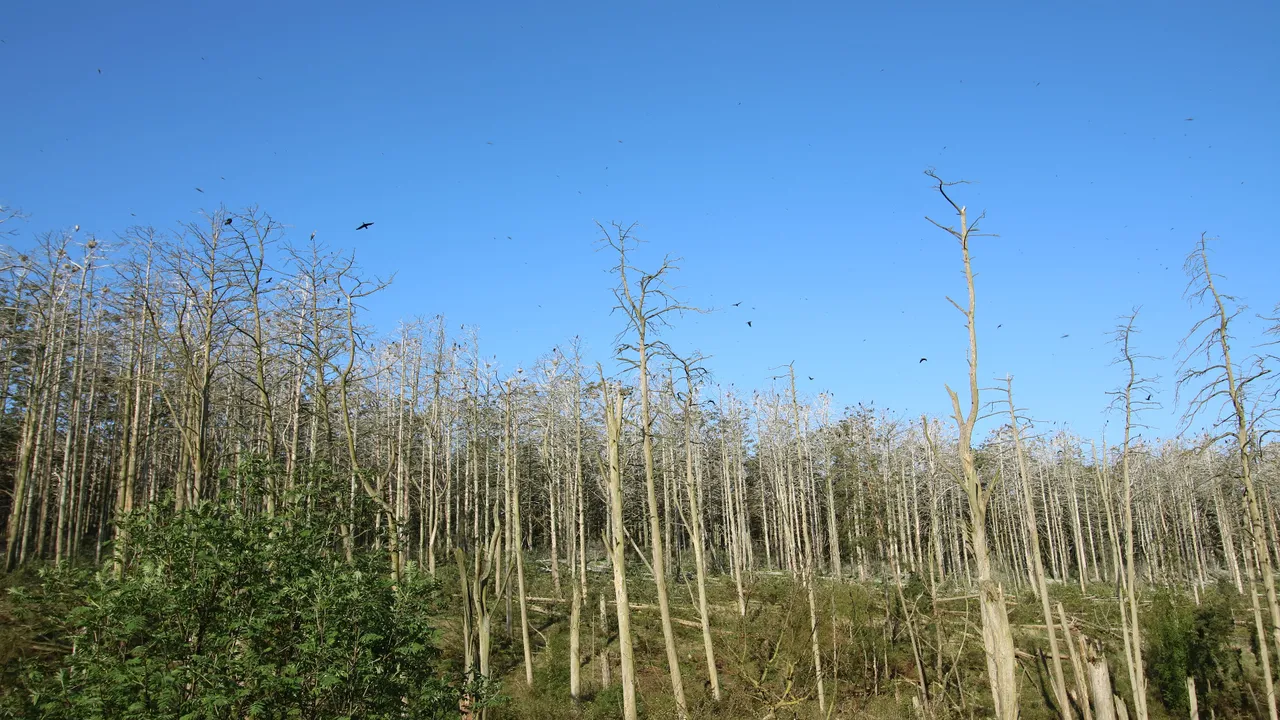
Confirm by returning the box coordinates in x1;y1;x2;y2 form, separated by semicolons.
0;177;1277;719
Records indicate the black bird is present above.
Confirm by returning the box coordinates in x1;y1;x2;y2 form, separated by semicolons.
309;231;316;241
746;321;752;328
997;324;1003;328
97;68;101;74
224;218;233;226
732;301;742;307
1185;117;1194;121
195;187;204;193
356;222;374;231
265;277;273;284
808;376;814;381
1146;394;1152;401
919;358;927;363
1060;334;1069;338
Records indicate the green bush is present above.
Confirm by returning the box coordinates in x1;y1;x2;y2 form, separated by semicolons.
3;486;458;719
1144;583;1248;718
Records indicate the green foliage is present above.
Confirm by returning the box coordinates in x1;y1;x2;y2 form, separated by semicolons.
1144;583;1249;718
2;486;458;719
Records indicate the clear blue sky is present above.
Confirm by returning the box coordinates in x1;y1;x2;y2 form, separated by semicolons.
3;1;1277;438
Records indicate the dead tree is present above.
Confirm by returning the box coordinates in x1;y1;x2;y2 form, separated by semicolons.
922;170;1019;719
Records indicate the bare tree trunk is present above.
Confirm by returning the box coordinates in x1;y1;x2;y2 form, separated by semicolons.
1006;377;1071;718
601;376;637;720
678;365;720;701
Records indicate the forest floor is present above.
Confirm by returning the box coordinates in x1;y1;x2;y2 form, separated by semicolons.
1;560;1259;719
427;560;1243;719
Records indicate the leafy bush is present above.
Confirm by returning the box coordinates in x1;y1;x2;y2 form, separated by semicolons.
3;487;457;719
1144;583;1248;718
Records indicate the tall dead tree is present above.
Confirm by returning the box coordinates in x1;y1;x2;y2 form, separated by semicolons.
603;221;690;718
1179;234;1280;715
922;170;1019;719
600;370;638;720
1005;376;1070;719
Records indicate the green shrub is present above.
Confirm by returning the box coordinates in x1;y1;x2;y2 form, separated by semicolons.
1144;583;1248;718
3;485;458;719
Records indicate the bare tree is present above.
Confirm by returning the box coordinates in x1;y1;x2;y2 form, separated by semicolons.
602;221;691;718
922;170;1019;719
1178;234;1279;716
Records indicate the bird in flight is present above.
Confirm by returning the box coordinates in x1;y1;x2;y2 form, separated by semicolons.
195;187;204;193
997;324;1003;328
356;222;374;231
808;376;814;381
746;321;753;328
1146;394;1152;401
1060;334;1069;338
97;68;101;74
919;358;927;363
1185;117;1194;121
732;301;742;307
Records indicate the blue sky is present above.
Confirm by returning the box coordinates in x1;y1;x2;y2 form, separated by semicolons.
3;1;1277;438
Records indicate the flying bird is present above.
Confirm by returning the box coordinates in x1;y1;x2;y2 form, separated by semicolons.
356;222;374;231
1146;394;1152;401
746;321;752;328
195;187;204;193
1060;334;1069;338
808;376;814;381
919;358;927;363
1185;117;1194;121
732;301;742;307
997;324;1003;328
97;68;101;74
